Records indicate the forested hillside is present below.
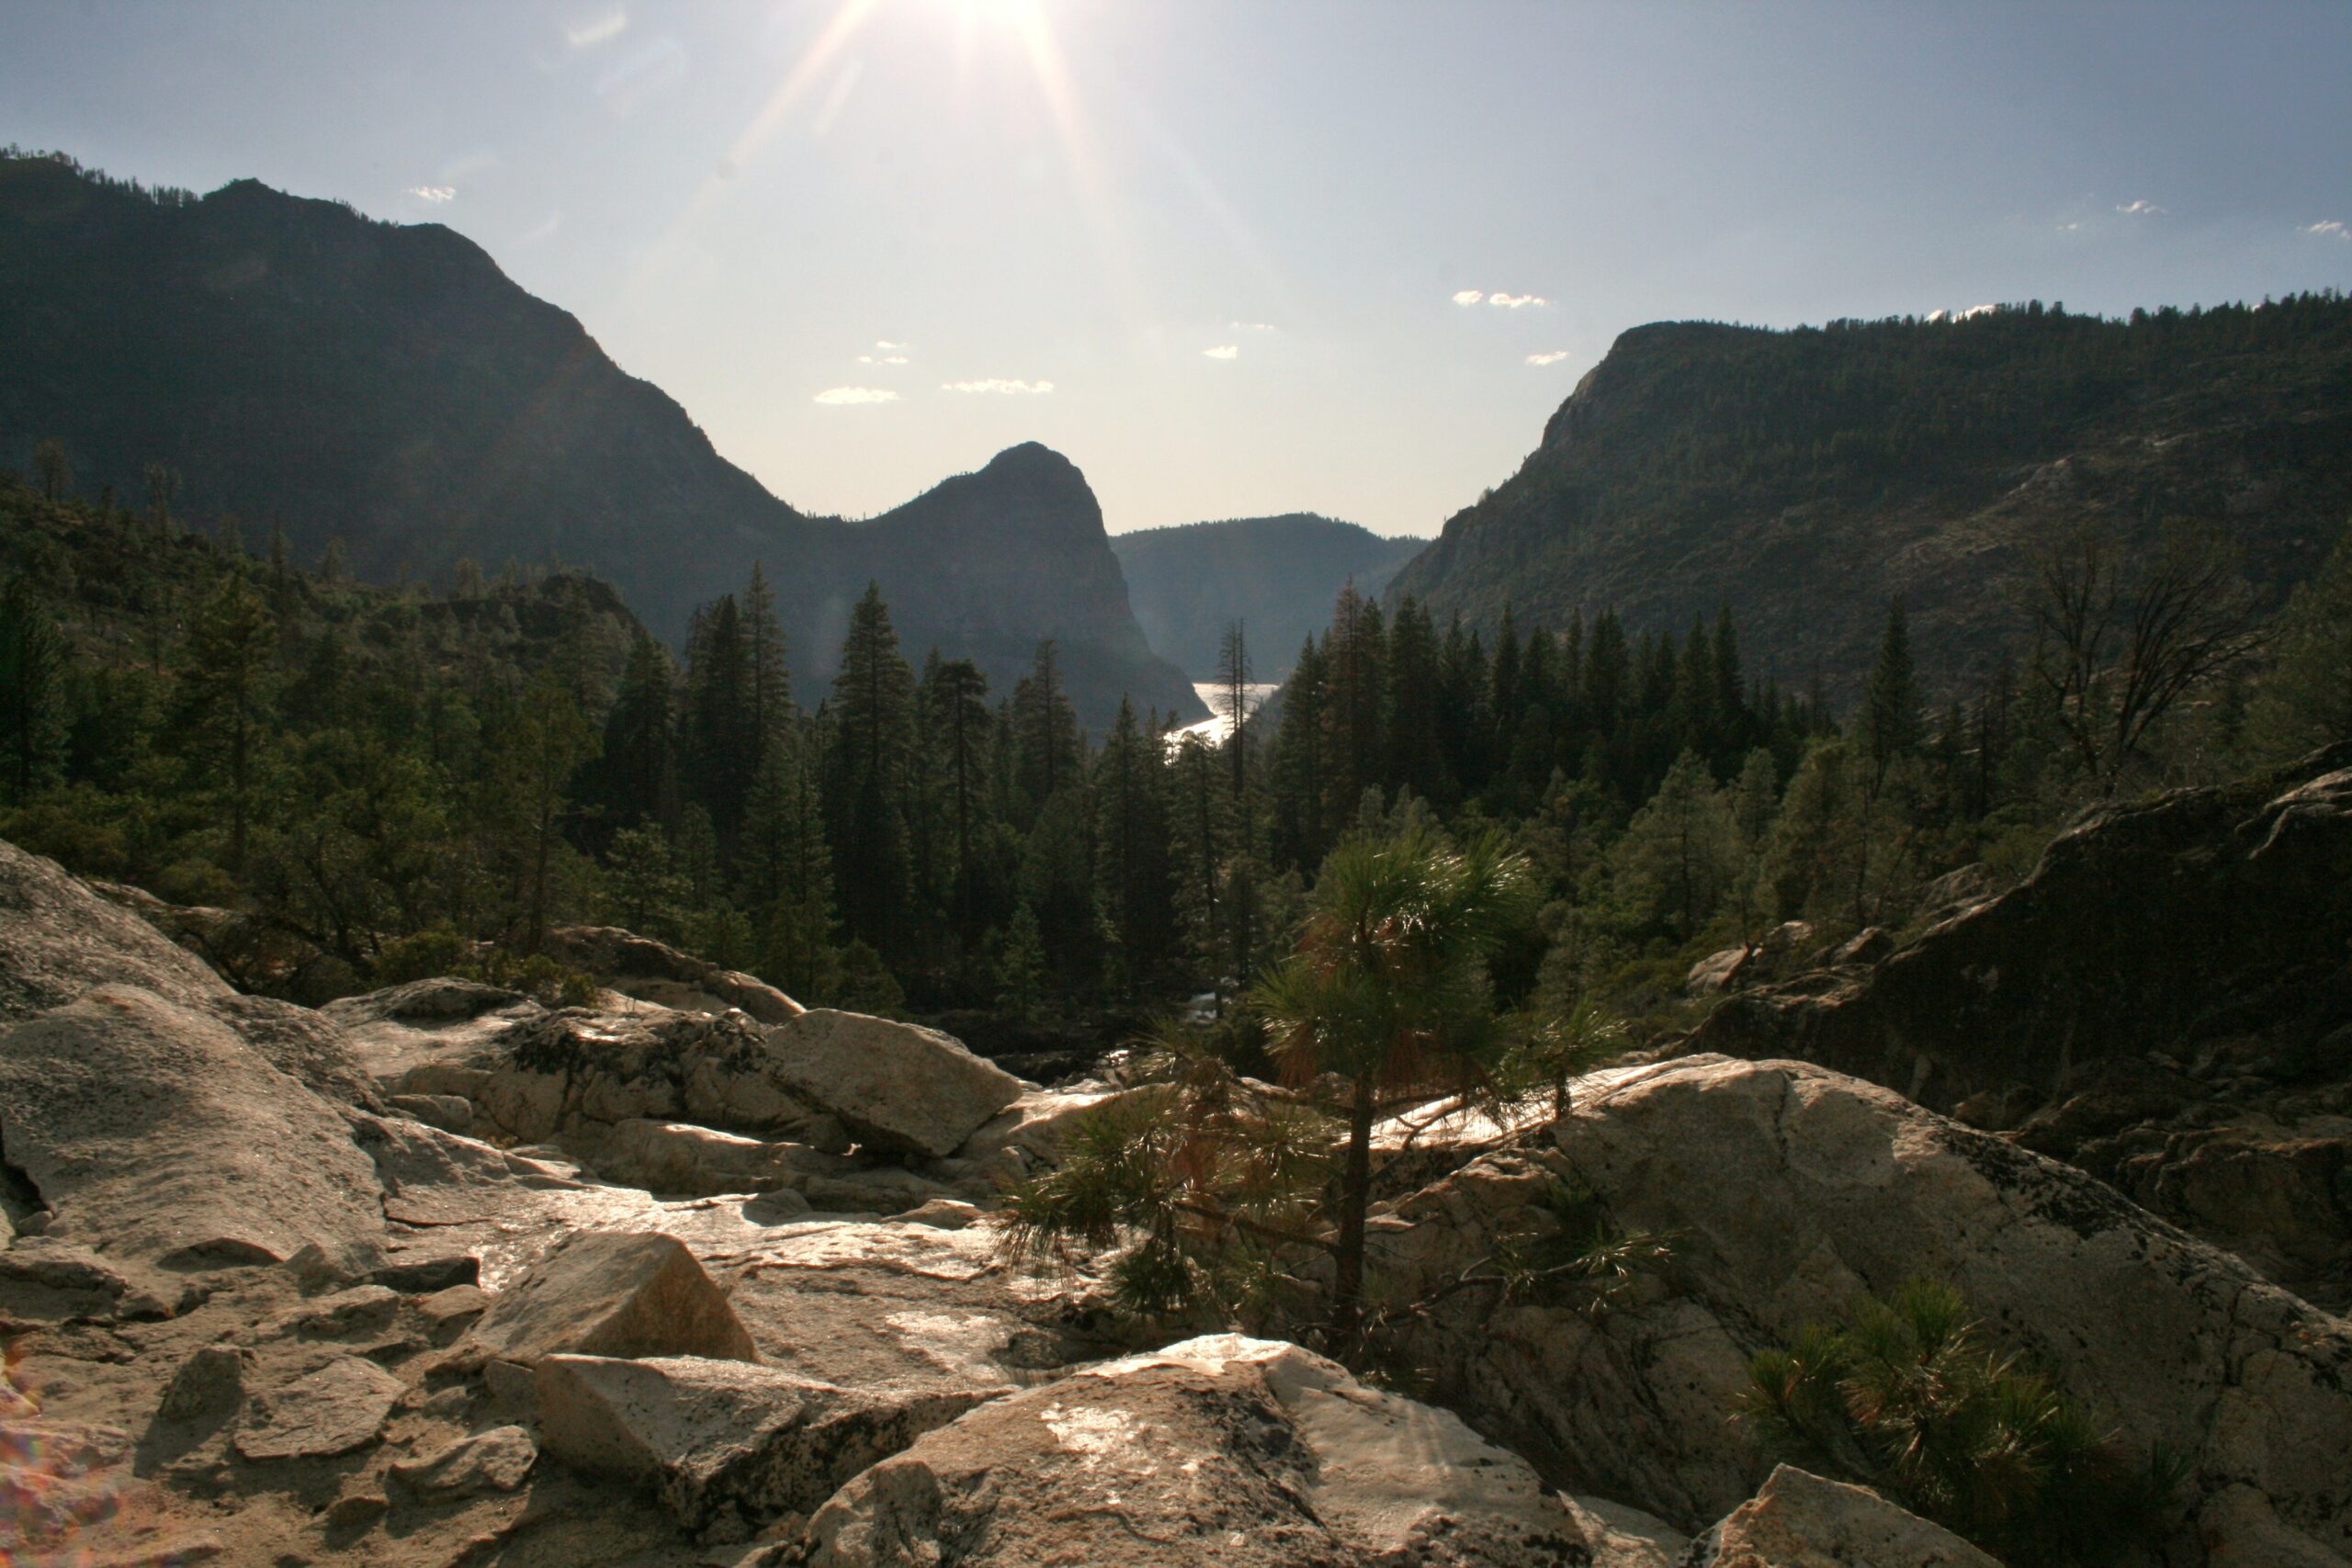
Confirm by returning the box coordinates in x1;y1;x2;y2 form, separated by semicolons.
0;152;1198;726
1111;513;1426;681
8;439;2346;1037
1390;295;2352;703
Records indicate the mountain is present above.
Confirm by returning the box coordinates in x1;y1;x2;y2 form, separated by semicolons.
0;152;1200;727
831;443;1201;725
1110;514;1428;681
1386;299;2352;703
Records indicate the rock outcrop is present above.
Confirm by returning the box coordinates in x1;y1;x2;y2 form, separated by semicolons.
1688;1464;1997;1568
537;1354;990;1536
544;924;806;1023
0;838;232;1022
763;1010;1027;1159
0;985;386;1273
7;830;2346;1566
1689;746;2352;1306
1371;1055;2352;1565
796;1334;1601;1567
456;1231;760;1369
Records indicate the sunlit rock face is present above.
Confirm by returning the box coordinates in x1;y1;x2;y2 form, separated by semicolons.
1368;1055;2352;1565
799;1335;1606;1568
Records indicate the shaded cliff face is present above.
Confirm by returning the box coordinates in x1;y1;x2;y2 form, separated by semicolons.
1690;742;2352;1109
1111;514;1429;682
1387;304;2352;703
1685;744;2352;1306
0;156;1199;728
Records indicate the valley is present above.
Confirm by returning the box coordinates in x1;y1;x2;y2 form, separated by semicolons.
5;14;2351;1562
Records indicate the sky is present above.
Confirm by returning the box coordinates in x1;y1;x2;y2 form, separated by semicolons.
5;1;2350;537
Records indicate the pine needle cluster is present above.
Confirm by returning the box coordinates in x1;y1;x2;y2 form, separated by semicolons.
1739;1279;2179;1566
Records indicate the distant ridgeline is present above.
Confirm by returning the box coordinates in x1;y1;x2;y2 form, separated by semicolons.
1111;514;1428;682
0;151;1199;728
1389;296;2352;703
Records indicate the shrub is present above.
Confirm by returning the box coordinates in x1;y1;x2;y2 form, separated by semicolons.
369;925;470;987
368;929;597;1007
1738;1279;2178;1566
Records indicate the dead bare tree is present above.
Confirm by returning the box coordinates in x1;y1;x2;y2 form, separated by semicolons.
2026;520;2269;790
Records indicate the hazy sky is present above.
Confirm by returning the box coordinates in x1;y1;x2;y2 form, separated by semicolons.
6;1;2350;536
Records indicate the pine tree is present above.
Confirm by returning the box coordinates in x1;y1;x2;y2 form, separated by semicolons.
751;721;841;1004
1271;634;1328;868
1498;626;1556;813
1093;698;1171;994
742;560;791;745
1166;734;1229;987
1729;746;1781;938
1675;613;1716;761
1712;605;1747;761
825;583;918;957
496;669;598;951
994;901;1048;1020
32;439;70;502
143;462;178;537
1250;827;1532;1351
0;574;70;802
1859;599;1921;789
1021;787;1101;997
175;572;278;874
1319;585;1385;829
1218;621;1254;800
1487;606;1522;775
1611;749;1739;939
1012;639;1081;812
2250;521;2352;753
607;823;686;935
684;595;758;852
1436;617;1491;798
601;632;676;832
1385;598;1449;807
922;657;993;944
1581;611;1630;793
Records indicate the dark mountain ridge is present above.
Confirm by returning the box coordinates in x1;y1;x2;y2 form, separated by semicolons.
1111;513;1427;682
0;152;1200;726
1388;298;2352;703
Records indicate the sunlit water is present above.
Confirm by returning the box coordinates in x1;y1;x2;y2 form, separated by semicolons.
1164;681;1278;755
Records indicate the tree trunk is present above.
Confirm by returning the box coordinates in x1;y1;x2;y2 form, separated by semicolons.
1329;1074;1378;1355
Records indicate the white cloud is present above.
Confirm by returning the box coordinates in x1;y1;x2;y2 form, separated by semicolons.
1229;321;1276;333
2116;199;2166;215
565;10;627;49
1959;302;1999;320
406;186;456;203
1525;350;1571;366
813;387;899;405
876;339;906;350
2057;220;2084;231
941;378;1054;394
2304;220;2349;240
1202;344;1240;360
1452;289;1485;306
855;355;910;365
1487;291;1548;309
